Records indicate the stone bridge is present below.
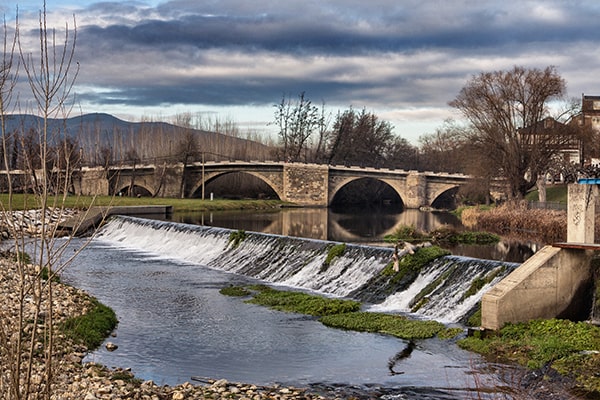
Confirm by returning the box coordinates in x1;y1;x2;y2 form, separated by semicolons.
73;161;470;209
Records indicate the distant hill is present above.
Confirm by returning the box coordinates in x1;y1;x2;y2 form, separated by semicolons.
2;113;275;165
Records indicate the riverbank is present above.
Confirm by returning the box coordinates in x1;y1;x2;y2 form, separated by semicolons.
0;194;289;212
0;254;338;400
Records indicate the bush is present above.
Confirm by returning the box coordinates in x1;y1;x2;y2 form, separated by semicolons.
459;204;567;244
384;224;429;243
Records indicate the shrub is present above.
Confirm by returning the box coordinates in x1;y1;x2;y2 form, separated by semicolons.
384;224;429;243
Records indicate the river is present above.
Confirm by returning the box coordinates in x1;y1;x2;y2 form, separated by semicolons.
165;206;537;263
58;212;525;399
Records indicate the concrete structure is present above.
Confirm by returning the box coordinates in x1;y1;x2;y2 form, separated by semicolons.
63;161;471;208
58;205;173;235
481;183;598;330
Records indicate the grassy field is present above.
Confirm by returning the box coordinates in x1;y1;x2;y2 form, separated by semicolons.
525;184;568;203
0;194;290;212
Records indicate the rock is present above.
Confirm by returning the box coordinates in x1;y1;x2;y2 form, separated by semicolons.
105;342;118;351
172;391;185;400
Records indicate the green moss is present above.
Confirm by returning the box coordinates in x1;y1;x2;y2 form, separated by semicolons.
219;285;251;297
60;297;118;350
438;327;464;340
245;286;360;316
410;267;455;312
462;266;507;301
320;311;445;340
321;243;346;271
395;246;451;272
228;229;247;248
466;306;482;327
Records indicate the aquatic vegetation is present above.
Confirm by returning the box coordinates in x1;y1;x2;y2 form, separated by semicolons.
219;285;251;297
228;229;247;248
245;286;360;316
320;311;445;340
322;243;346;271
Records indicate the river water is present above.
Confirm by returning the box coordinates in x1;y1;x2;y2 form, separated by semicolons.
166;206;537;263
58;211;525;399
62;239;499;398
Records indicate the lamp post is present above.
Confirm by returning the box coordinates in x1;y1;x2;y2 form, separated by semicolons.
201;151;205;200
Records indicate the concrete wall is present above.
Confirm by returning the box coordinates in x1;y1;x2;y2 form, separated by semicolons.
481;245;593;330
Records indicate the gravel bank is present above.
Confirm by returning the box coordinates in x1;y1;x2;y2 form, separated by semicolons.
0;255;338;400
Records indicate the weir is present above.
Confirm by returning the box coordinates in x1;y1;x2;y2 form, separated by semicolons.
97;216;518;323
481;183;599;330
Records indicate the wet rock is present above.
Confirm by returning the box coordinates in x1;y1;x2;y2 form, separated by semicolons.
105;341;118;351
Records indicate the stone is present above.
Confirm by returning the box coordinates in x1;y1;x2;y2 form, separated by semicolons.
105;342;118;351
172;391;185;400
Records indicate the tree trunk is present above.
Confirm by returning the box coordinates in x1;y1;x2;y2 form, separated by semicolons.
537;175;547;203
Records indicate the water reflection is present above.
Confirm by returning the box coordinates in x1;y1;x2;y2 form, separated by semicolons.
166;206;536;262
169;206;461;243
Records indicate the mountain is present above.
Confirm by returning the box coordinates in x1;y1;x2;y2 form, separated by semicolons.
2;113;275;164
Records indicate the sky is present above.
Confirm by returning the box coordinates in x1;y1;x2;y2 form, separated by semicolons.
3;0;600;144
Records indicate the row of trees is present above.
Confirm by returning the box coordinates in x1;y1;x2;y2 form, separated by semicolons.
273;92;418;169
272;66;599;202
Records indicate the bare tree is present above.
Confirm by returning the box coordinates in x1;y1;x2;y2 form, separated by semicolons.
449;65;569;199
0;4;83;399
273;92;321;162
327;108;395;167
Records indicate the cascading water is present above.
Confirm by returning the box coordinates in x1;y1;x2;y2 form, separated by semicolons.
97;216;519;323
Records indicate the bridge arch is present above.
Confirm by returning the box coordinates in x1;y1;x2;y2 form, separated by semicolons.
429;184;460;210
190;170;284;200
115;184;153;197
328;176;405;207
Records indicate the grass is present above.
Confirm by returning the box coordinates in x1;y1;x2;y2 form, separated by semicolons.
0;193;289;212
525;184;568;203
459;319;600;396
228;229;248;248
382;245;451;278
60;297;118;349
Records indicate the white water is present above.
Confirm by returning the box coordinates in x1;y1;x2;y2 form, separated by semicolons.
96;216;518;323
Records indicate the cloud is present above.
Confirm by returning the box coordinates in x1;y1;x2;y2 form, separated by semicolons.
8;0;600;142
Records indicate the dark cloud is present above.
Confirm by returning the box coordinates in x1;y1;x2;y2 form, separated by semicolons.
11;0;600;141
